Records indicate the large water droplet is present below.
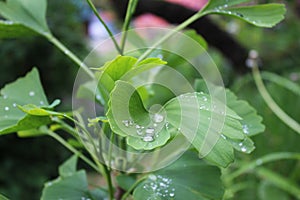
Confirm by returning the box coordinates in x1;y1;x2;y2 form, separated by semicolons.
29;91;35;96
149;174;157;181
143;135;154;142
145;127;155;135
241;147;247;152
153;113;164;123
169;193;175;197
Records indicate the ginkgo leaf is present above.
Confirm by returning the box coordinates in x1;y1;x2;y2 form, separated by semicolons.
0;68;56;135
201;0;286;27
0;0;50;34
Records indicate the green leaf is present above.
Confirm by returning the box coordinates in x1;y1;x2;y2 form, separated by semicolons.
0;0;49;34
59;155;78;178
0;20;37;38
41;155;107;200
133;151;224;200
164;92;244;167
202;1;286;27
116;174;137;191
96;55;166;103
0;68;53;135
195;79;265;136
0;194;10;200
107;80;171;150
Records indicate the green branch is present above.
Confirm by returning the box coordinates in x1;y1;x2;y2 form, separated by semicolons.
85;0;122;54
252;66;300;134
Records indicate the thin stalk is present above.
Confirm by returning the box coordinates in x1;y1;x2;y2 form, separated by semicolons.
121;176;148;200
45;129;102;174
85;0;122;54
137;11;205;62
255;167;300;199
252;66;300;134
225;152;300;182
103;165;114;200
120;0;139;53
44;33;94;78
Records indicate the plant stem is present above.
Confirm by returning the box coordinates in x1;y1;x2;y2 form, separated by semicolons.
137;11;205;62
120;0;139;53
85;0;122;54
255;167;300;199
103;165;114;200
252;65;300;134
45;128;102;174
225;152;300;182
44;33;94;78
121;176;148;200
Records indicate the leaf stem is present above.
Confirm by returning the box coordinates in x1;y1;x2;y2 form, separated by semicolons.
255;167;300;199
44;128;102;174
137;11;205;62
252;65;300;134
85;0;122;54
225;152;300;181
120;0;139;53
44;33;94;78
121;175;148;200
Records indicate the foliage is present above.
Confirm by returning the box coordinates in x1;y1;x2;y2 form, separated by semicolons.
0;0;299;200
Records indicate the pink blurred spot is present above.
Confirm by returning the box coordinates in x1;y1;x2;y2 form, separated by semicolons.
134;0;208;28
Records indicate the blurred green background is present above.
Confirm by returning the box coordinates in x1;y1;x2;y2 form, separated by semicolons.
0;0;299;199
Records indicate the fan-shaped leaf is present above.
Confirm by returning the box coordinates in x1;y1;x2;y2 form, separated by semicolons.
133;151;224;200
202;1;286;27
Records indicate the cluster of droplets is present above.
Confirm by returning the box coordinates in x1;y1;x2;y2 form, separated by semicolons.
143;175;176;199
122;113;165;142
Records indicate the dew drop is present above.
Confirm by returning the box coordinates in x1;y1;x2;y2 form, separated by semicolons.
143;135;154;142
122;120;133;127
149;174;157;181
4;106;9;111
202;96;208;101
153;123;157;127
170;193;175;197
242;125;249;134
153;113;164;123
29;91;35;96
239;142;243;147
137;129;143;136
13;103;17;107
241;147;247;152
145;127;155;135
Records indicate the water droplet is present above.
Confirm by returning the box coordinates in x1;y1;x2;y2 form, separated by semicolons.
64;50;70;55
170;193;175;197
143;135;154;142
241;147;247;152
40;101;44;105
153;113;164;123
96;95;101;100
242;125;249;134
29;91;35;96
3;95;7;99
136;124;141;129
4;106;9;111
153;123;157;127
202;96;208;101
122;120;133;127
239;142;243;147
145;127;155;135
149;174;157;181
137;129;143;135
13;103;17;107
237;13;243;17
